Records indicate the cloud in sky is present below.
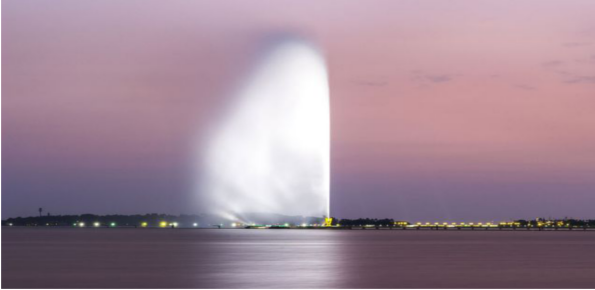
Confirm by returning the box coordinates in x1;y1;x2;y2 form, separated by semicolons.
425;75;453;83
562;42;593;47
409;71;459;87
351;79;388;87
512;84;537;90
564;75;595;84
542;60;564;67
541;52;595;85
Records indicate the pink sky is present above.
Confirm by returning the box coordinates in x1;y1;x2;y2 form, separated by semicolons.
3;0;595;220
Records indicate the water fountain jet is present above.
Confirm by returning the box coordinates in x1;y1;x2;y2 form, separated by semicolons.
200;37;330;223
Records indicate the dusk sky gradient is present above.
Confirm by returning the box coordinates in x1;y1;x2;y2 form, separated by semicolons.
3;0;595;221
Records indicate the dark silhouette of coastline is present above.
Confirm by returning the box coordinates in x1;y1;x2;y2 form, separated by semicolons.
3;214;594;230
1;213;323;228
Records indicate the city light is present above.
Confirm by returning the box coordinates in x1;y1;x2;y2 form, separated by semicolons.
110;222;116;227
79;222;85;227
141;222;148;227
160;221;168;228
193;223;198;227
93;222;100;227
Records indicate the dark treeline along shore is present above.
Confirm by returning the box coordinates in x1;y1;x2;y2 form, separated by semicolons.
3;213;595;230
2;213;323;228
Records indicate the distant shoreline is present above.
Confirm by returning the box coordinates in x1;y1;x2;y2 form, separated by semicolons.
3;214;594;231
4;226;595;231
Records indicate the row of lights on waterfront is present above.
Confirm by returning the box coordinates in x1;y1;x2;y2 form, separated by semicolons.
7;222;583;228
65;222;320;228
409;222;568;227
73;222;117;227
66;222;506;228
69;222;200;228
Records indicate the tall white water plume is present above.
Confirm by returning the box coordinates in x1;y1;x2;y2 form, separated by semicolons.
200;38;330;223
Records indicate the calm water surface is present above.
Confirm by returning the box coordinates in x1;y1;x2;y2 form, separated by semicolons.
2;228;595;288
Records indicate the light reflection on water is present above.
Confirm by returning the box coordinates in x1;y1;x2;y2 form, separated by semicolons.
2;228;595;288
